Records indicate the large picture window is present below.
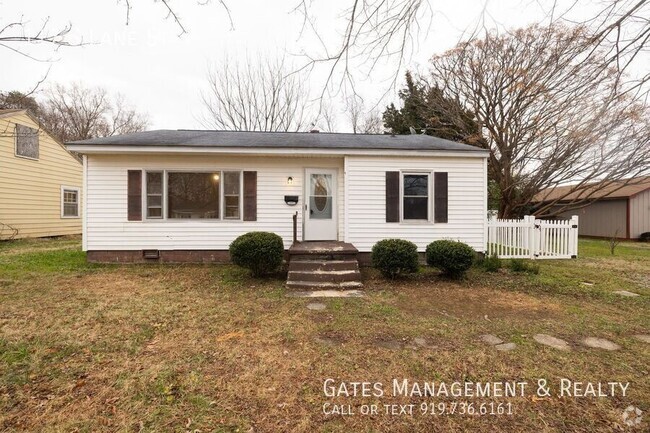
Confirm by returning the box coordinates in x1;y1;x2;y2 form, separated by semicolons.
402;173;430;220
143;170;243;220
168;172;220;219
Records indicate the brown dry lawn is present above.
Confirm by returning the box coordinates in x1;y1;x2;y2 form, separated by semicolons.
0;237;648;432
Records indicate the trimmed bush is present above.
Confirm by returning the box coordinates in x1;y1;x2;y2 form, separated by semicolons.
509;258;540;275
371;239;419;279
425;240;475;278
229;232;284;277
640;232;650;242
482;253;502;273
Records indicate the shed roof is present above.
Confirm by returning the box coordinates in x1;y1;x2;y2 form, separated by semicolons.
66;129;486;153
534;176;650;202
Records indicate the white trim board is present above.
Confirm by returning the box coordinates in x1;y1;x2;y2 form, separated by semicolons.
66;145;489;158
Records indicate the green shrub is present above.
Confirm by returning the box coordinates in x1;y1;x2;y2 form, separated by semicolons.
425;240;475;278
229;232;284;277
371;239;419;279
509;258;540;275
482;253;502;272
640;232;650;242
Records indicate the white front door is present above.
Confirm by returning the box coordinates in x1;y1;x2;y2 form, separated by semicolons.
304;168;337;241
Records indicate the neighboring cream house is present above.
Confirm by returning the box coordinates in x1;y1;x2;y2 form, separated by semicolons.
0;109;82;239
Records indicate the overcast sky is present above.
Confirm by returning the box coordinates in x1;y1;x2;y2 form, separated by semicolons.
1;0;593;131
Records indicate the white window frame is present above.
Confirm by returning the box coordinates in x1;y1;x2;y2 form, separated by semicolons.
143;170;243;222
60;186;80;219
14;123;40;161
222;171;243;220
400;171;432;223
145;171;164;219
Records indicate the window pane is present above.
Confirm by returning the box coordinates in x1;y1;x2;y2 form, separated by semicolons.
63;203;78;217
168;172;220;219
147;172;162;194
403;175;428;196
147;207;162;218
403;197;428;220
147;195;161;207
223;172;240;195
64;191;77;203
15;124;39;159
225;196;240;219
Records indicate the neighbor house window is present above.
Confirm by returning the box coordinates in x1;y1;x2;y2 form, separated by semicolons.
402;173;430;220
146;171;163;218
223;171;241;219
61;187;80;218
167;172;220;219
15;124;39;159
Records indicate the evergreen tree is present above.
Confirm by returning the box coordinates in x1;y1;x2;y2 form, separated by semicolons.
383;71;483;145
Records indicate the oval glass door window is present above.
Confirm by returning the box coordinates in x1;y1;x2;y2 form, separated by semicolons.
309;173;332;219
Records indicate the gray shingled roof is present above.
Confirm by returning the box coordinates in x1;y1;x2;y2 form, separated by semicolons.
67;129;486;152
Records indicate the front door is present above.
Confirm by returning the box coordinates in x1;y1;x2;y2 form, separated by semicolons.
304;168;337;240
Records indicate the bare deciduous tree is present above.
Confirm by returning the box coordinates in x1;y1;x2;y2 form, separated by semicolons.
428;25;649;218
346;96;384;134
201;56;316;132
42;83;148;142
315;100;338;132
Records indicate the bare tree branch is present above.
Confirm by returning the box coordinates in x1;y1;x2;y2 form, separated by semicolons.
200;55;318;132
292;0;432;99
427;24;650;218
0;16;83;61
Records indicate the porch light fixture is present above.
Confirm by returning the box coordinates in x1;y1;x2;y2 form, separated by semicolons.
213;173;220;181
287;176;293;185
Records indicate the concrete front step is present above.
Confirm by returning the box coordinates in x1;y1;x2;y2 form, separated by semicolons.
288;259;360;272
286;280;364;290
286;241;363;289
288;269;361;283
289;253;357;261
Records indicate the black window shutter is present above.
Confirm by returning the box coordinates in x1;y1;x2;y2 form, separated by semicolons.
243;171;257;221
434;172;448;223
386;171;400;222
127;170;142;221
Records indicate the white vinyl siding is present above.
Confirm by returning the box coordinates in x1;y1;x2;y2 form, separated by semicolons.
84;154;344;251
345;155;487;252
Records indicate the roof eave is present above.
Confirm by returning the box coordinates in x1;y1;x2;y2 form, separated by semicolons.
65;144;490;157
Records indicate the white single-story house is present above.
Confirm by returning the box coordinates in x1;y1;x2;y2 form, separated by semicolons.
66;130;489;264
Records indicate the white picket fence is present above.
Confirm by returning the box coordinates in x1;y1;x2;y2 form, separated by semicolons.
486;215;579;259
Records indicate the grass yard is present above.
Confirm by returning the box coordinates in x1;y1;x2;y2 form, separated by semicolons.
0;237;648;432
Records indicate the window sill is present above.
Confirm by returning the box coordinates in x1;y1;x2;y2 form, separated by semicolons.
140;219;245;223
15;154;39;161
400;220;433;226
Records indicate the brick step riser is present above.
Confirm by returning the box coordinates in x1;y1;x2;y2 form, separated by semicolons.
288;271;361;283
